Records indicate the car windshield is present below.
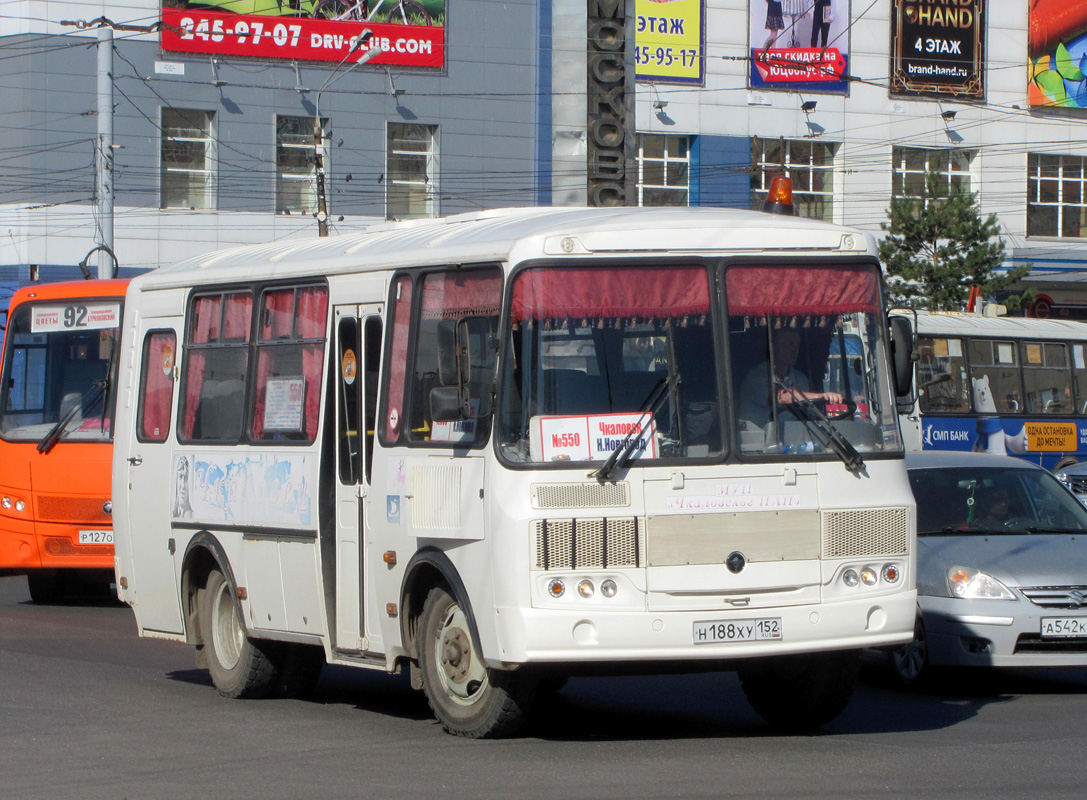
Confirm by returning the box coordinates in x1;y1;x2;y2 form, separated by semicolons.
910;466;1087;535
498;265;721;464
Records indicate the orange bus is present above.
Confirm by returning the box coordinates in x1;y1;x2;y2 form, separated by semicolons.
0;279;128;602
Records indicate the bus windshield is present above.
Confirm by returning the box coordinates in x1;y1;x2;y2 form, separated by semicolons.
499;265;722;463
0;299;121;443
727;262;902;457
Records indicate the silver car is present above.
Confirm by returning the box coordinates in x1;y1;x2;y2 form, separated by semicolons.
892;451;1087;684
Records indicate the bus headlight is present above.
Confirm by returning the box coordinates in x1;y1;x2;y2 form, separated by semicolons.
842;569;859;587
577;580;595;598
601;579;618;598
860;567;878;586
1;497;10;509
14;500;25;512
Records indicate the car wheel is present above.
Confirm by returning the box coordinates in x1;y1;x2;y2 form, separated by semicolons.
199;568;279;699
891;612;929;686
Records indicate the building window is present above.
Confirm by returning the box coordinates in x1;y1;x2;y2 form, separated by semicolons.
277;116;325;215
386;123;437;220
1027;153;1087;238
750;138;836;221
161;109;216;209
636;134;689;206
892;147;974;200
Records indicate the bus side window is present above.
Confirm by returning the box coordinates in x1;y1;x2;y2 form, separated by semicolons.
916;336;969;413
1074;344;1087;415
968;339;1022;415
1021;341;1072;415
137;331;176;443
363;316;382;483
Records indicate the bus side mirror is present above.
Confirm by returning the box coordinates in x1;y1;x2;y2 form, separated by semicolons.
889;315;916;411
430;385;469;422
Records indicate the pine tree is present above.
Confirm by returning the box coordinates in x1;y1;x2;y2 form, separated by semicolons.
879;170;1031;311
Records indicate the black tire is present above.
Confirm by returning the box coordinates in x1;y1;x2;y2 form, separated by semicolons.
738;649;859;731
273;644;325;699
199;569;279;699
417;585;536;738
890;612;929;687
27;573;66;604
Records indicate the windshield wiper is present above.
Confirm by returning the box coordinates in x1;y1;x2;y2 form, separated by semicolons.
591;374;678;482
37;381;106;455
774;377;864;472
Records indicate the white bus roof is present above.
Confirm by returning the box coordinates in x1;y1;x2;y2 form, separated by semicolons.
135;206;875;291
903;309;1087;338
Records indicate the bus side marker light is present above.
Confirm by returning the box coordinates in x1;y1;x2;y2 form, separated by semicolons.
236;587;248;600
386;603;398;617
383;551;397;566
547;579;565;598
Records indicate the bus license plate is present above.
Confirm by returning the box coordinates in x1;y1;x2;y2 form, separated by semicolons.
1040;617;1087;638
78;530;113;545
693;618;782;645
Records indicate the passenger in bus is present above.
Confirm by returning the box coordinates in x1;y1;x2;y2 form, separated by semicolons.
738;327;843;426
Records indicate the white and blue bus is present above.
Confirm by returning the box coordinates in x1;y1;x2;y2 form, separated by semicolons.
899;310;1087;470
112;203;917;737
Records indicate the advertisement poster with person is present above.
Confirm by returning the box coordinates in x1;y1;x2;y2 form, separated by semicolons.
748;0;850;94
160;0;445;67
1029;0;1087;108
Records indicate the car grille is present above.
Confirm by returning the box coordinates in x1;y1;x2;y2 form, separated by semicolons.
1064;476;1087;494
1019;586;1087;609
1014;633;1087;654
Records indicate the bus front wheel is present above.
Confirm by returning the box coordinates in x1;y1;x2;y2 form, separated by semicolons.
417;585;536;738
199;569;278;699
738;649;859;731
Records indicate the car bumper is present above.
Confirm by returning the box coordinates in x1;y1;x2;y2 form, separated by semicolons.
920;595;1087;668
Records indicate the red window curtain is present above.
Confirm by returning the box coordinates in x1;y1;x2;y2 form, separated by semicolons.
381;276;414;443
183;292;252;439
139;332;175;442
421;271;502;319
510;266;710;322
725;264;879;317
252;286;328;442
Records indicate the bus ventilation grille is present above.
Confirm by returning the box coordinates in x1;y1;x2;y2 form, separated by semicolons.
36;496;111;523
531;482;631;510
821;507;910;558
533;517;643;570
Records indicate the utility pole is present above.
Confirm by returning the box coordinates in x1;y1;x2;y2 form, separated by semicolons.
96;24;114;279
314;30;379;237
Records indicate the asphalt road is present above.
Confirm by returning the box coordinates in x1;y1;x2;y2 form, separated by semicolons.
3;574;1087;800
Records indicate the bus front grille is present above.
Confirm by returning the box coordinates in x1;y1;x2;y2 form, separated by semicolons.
533;517;644;570
36;496;110;523
821;507;910;558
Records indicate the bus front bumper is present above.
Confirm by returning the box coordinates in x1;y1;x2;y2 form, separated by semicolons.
491;590;917;665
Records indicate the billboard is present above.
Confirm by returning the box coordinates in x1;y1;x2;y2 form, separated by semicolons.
635;0;705;85
890;0;984;100
748;0;850;94
1029;0;1087;108
160;0;445;67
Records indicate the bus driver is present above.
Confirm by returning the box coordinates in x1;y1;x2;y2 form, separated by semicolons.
739;327;843;426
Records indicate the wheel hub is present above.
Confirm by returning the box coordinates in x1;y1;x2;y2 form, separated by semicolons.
441;627;470;682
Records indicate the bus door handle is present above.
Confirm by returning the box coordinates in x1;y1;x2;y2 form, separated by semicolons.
127;455;143;466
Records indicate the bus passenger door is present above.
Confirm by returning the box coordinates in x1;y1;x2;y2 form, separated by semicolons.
123;322;185;635
333;306;382;652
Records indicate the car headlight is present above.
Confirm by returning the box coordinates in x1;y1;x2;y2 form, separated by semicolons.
946;566;1016;600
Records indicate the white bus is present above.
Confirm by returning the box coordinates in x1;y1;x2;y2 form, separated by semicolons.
899;310;1087;470
112;204;917;737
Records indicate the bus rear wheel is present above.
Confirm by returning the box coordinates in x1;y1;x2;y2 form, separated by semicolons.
27;573;66;604
199;569;278;699
738;649;859;731
417;585;536;738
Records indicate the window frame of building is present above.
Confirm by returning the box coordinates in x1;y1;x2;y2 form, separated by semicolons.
386;123;438;220
891;146;975;202
276;116;326;216
161;108;217;210
750;137;837;221
1027;153;1087;239
636;134;690;207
